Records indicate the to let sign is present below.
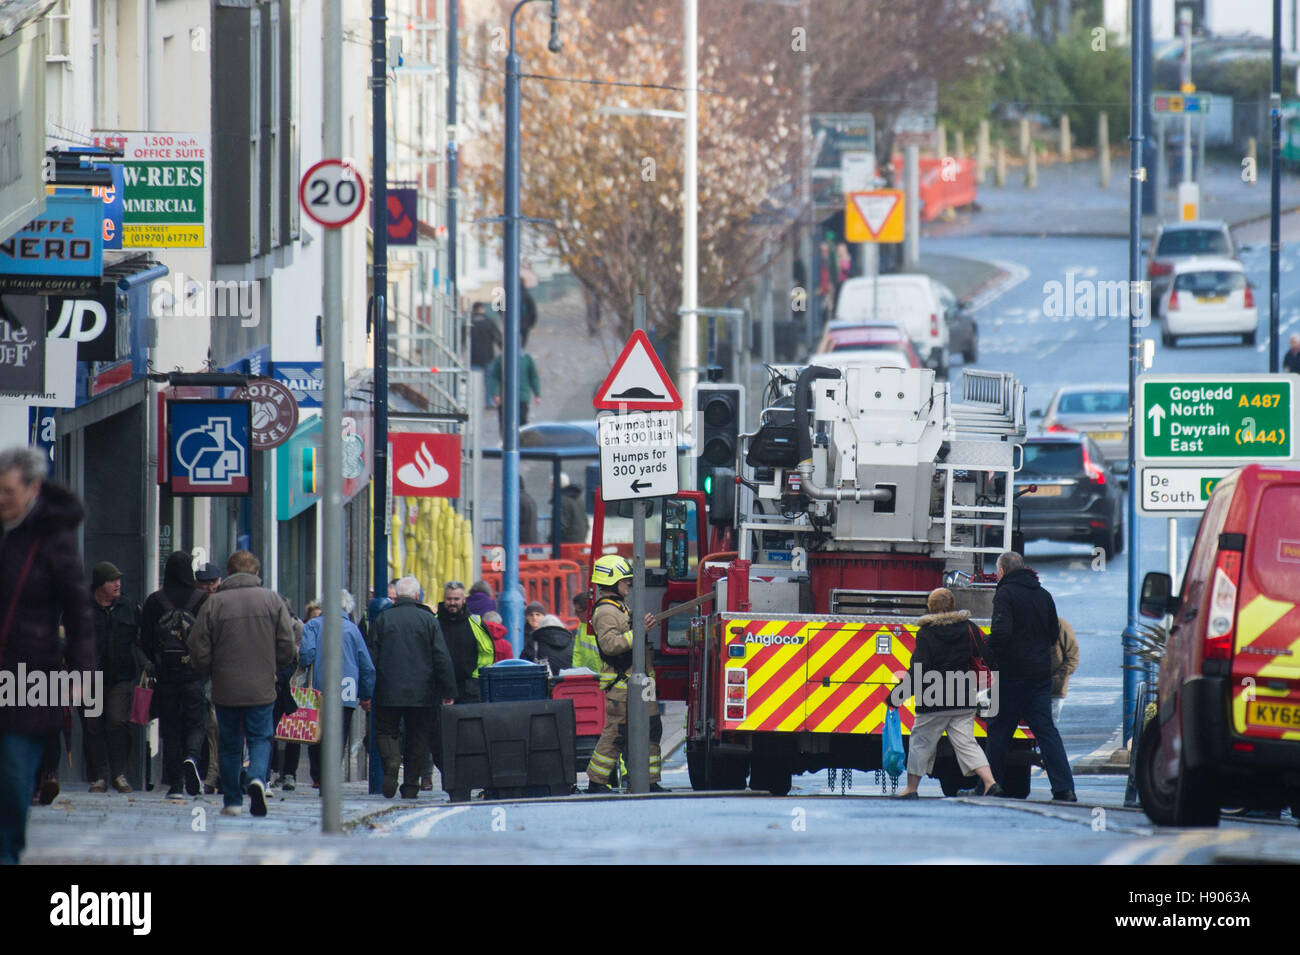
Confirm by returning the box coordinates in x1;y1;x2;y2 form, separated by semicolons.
1139;375;1293;460
598;410;679;503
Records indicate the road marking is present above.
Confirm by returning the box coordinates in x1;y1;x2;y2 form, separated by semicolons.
1073;677;1122;687
968;259;1030;312
1146;829;1253;865
403;805;473;838
1064;691;1120;706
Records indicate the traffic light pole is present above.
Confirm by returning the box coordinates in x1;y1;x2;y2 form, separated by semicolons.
627;294;650;795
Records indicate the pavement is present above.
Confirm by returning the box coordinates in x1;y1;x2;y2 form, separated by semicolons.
926;154;1300;239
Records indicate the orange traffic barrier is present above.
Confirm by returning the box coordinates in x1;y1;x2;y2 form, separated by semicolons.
890;155;978;222
478;558;584;630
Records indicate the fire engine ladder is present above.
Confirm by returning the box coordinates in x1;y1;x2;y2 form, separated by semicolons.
936;370;1026;554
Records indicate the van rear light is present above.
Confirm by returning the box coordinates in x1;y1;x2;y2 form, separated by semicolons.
930;313;938;337
1167;290;1180;311
1205;549;1242;660
1244;285;1255;308
1081;443;1106;485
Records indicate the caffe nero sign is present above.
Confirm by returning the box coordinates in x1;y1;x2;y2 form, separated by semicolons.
0;195;104;295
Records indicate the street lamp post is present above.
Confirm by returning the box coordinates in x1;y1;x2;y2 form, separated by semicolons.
502;0;561;652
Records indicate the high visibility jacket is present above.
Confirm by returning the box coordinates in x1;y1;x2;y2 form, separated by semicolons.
469;614;495;678
571;622;603;674
591;594;655;699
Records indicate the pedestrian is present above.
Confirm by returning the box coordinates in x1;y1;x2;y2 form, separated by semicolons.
524;600;546;642
469;301;502;372
486;347;541;435
0;447;95;864
481;611;514;661
584;556;665;793
303;600;322;622
268;596;304;792
519;479;539;544
466;580;496;618
194;562;222;793
139;551;209;798
558;472;589;543
188;551;296;817
84;560;146;794
521;283;539;346
298;589;375;788
984;551;1077;801
570;592;601;673
437;581;493;704
523;613;574;677
894;588;1003;798
1050;617;1080;727
370;576;456;799
1284;334;1300;374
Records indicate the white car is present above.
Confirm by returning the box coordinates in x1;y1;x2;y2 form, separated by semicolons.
1161;257;1258;347
833;274;950;375
809;349;917;371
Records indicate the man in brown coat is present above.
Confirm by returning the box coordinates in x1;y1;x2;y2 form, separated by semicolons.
189;551;295;817
1050;617;1080;726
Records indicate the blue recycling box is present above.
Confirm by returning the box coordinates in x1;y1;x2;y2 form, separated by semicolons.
480;658;550;703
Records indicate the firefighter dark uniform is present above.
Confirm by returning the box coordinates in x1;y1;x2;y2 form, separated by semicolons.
585;556;662;790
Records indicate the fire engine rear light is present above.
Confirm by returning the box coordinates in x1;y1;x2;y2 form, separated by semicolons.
727;685;745;701
726;668;747;685
1232;742;1255;753
725;704;746;721
1205;549;1242;661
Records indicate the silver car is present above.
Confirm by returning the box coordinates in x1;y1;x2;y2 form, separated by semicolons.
1033;384;1131;470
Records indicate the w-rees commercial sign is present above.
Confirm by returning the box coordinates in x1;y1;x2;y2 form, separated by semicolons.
92;131;209;248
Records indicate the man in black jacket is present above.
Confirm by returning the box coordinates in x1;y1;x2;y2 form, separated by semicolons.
372;576;457;798
984;551;1077;801
0;447;95;864
140;552;208;798
85;561;146;794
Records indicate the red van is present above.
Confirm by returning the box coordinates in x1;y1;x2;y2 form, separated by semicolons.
1135;463;1300;827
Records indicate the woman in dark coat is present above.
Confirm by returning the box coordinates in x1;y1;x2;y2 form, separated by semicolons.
522;614;573;677
895;588;1002;799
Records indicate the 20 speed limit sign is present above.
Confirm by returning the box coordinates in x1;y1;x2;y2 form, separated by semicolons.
299;158;367;228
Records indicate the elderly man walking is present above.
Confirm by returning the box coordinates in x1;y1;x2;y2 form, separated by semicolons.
984;551;1077;802
371;576;457;798
0;447;96;864
189;551;296;817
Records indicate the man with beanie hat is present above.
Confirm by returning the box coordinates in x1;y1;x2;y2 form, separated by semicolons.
85;561;145;794
140;552;209;797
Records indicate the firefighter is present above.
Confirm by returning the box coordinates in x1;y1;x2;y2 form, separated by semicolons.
585;555;665;793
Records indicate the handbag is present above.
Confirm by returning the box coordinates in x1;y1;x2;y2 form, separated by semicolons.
882;705;906;778
968;622;994;715
275;665;321;743
129;672;154;725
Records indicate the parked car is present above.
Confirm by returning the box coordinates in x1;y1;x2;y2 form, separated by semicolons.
1135;464;1300;827
834;274;950;376
1160;257;1258;347
815;321;910;355
808;348;919;370
1015;434;1124;558
932;280;978;364
1146;220;1236;317
812;325;923;368
1033;383;1131;468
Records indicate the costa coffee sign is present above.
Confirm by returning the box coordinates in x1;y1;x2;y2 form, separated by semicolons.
233;378;298;450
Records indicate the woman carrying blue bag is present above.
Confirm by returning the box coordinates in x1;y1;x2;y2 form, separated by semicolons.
895;588;1003;799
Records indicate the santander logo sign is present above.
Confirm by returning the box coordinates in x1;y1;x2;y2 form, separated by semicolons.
391;432;461;498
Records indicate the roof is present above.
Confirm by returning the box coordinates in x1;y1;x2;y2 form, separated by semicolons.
825;326;909;345
1170;256;1245;273
1156;219;1229;232
0;0;55;39
1051;382;1128;394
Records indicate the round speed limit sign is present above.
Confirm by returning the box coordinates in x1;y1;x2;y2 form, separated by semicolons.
299;158;367;228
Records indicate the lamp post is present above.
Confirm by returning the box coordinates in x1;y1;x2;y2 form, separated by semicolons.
502;0;561;651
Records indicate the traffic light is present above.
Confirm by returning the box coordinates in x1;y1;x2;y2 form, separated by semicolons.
696;383;743;493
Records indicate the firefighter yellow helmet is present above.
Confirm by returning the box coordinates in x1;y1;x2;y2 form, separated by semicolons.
591;554;634;588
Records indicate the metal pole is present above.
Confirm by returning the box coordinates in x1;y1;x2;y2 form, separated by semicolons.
1271;0;1283;373
1181;9;1191;185
502;0;559;652
447;0;459;319
627;294;649;794
321;0;345;834
366;0;389;796
680;0;699;447
1141;0;1158;215
470;371;483;566
1123;0;1146;749
1167;518;1177;583
903;143;919;269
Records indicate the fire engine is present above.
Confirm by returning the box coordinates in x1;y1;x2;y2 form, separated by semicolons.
591;361;1041;796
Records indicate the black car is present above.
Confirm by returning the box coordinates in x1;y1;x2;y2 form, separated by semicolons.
1016;434;1124;558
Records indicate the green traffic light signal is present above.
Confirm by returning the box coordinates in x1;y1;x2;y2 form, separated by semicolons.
702;473;712;495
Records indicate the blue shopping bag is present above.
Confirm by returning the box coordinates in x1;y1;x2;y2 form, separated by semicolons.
882;706;906;778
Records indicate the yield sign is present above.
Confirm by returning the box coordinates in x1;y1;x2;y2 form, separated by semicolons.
593;329;683;411
845;189;904;243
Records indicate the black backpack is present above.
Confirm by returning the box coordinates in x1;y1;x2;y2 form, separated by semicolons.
156;590;205;674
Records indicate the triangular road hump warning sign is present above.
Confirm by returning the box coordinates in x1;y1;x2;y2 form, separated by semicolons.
593;329;683;410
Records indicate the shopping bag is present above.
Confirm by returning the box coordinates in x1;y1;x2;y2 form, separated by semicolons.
882;705;906;778
129;673;154;726
275;667;321;743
